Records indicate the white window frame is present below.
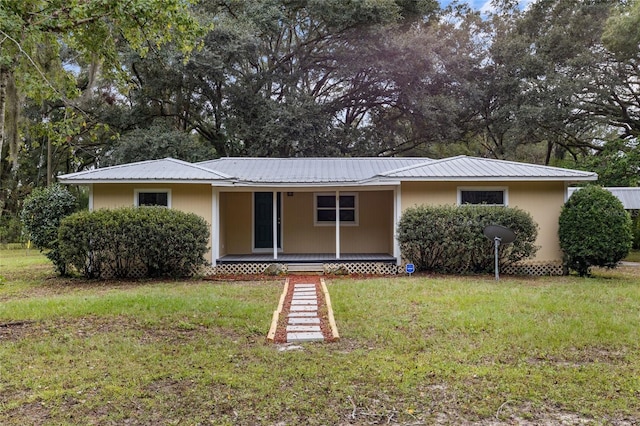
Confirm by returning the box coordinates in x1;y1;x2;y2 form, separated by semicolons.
134;188;172;208
314;192;359;226
457;187;508;207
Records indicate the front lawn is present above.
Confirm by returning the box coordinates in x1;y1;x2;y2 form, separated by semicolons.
624;249;640;263
1;249;639;424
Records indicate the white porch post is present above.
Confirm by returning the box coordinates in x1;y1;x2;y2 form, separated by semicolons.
335;190;340;259
211;188;220;266
272;191;278;260
394;186;402;265
88;184;94;212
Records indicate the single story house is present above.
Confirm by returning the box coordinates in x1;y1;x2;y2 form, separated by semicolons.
57;155;597;275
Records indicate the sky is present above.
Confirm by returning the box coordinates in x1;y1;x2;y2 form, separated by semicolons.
440;0;535;14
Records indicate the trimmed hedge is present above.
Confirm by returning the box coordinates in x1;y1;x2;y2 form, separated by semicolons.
58;207;209;278
397;205;538;274
559;186;632;276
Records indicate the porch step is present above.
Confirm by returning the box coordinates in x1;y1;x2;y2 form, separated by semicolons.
286;263;323;273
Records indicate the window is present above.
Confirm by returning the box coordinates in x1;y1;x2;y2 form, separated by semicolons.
458;188;507;206
134;189;171;207
314;193;358;225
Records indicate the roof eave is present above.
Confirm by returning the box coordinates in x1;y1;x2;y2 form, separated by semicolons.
57;178;235;185
373;175;598;182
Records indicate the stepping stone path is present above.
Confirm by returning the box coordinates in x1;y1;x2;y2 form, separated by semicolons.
287;283;324;343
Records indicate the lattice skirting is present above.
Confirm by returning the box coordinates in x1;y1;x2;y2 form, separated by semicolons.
203;261;565;277
323;262;400;275
203;262;400;276
203;263;288;276
98;261;564;278
501;261;565;276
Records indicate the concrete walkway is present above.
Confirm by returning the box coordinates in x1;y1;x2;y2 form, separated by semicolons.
287;283;324;343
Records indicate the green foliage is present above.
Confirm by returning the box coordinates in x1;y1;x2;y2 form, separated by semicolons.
58;207;209;279
20;184;77;273
1;0;205;98
0;214;23;245
633;214;640;250
397;205;538;273
559;186;633;276
559;138;640;187
602;0;640;59
106;122;216;165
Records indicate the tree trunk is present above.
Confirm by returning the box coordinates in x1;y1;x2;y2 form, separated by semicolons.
5;70;20;173
0;66;7;181
0;66;7;219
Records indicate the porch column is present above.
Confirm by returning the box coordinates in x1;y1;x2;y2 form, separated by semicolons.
272;191;278;260
393;186;402;266
335;190;340;259
88;184;94;212
211;188;220;266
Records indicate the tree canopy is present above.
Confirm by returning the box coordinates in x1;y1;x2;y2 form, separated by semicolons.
1;0;639;224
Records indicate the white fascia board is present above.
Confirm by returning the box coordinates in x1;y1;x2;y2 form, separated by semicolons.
373;176;598;183
59;179;235;185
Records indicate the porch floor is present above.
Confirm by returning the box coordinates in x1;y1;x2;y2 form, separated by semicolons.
217;253;397;264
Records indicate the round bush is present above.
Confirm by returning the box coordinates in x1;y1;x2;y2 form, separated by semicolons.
559;186;632;276
58;207;210;278
20;184;78;274
397;205;538;274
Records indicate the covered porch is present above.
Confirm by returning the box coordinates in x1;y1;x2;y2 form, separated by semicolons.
210;187;403;268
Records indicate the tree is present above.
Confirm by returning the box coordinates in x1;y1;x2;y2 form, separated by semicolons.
105;121;216;166
563;138;640;187
111;0;441;158
603;0;640;59
0;0;204;217
559;185;632;276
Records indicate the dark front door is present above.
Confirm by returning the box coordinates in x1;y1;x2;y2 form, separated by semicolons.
254;192;281;249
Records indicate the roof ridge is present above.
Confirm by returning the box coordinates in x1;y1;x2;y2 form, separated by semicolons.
167;158;235;179
377;157;442;176
58;158;171;179
201;156;432;161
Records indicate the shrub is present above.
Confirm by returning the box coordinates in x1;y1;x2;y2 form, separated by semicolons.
559;186;632;276
0;214;23;245
58;207;209;278
20;184;78;274
397;205;538;274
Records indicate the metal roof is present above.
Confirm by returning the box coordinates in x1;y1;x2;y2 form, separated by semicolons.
57;158;233;184
568;187;640;209
57;156;598;185
378;155;597;181
196;157;433;184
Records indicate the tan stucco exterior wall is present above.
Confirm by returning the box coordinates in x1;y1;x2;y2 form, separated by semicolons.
219;192;252;255
92;181;567;263
401;181;566;262
92;183;214;262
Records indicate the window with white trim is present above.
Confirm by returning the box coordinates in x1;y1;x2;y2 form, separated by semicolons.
457;187;507;206
134;189;171;207
314;193;358;225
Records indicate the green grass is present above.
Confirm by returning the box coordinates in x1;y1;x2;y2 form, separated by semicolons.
1;248;639;424
624;249;640;263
